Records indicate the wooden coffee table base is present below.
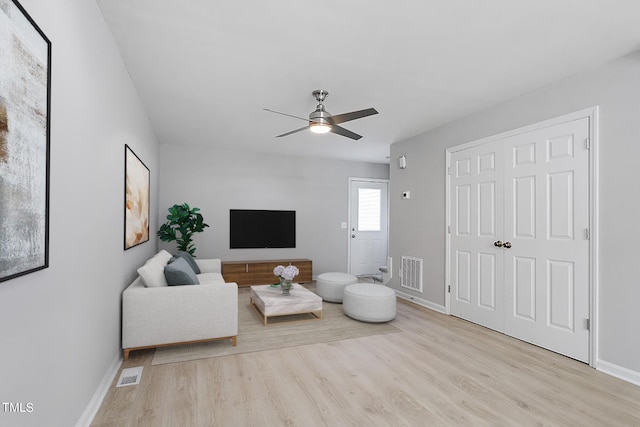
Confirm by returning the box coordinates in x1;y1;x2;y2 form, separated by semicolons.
250;284;323;326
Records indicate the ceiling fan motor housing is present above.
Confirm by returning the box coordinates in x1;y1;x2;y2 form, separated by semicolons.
309;104;332;126
310;90;332;129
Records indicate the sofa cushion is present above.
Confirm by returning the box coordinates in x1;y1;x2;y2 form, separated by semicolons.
164;257;200;286
175;251;201;274
137;260;169;288
197;272;225;285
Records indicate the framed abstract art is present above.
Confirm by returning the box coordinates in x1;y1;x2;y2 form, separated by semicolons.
124;145;150;250
0;0;51;283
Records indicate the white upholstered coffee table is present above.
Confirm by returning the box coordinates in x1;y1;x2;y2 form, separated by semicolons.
250;283;323;325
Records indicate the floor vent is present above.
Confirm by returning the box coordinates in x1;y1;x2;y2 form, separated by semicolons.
400;256;423;292
116;366;143;387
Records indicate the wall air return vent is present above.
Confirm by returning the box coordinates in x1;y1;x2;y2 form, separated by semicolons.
400;256;423;292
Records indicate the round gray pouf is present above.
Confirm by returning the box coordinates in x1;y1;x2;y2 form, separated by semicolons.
316;272;358;303
343;283;396;323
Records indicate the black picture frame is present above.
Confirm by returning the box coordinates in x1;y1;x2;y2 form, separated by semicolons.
0;0;51;283
124;145;150;250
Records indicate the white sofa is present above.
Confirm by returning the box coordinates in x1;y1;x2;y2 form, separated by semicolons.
122;250;238;360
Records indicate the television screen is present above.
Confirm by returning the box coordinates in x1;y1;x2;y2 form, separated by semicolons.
230;209;296;249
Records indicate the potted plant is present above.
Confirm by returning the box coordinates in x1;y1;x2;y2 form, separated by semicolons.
157;203;209;256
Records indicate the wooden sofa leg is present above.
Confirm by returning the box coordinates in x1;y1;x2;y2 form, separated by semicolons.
231;336;237;347
123;349;130;361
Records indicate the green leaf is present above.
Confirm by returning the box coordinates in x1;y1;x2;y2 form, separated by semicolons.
157;203;210;255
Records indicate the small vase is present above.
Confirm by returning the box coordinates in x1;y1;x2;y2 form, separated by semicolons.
281;279;293;296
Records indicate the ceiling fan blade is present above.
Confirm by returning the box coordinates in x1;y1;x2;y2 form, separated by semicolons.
263;108;308;122
276;126;309;138
329;108;378;125
330;125;362;140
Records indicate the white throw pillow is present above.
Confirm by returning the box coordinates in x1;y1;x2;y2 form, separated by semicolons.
150;250;172;267
156;249;173;265
137;260;169;287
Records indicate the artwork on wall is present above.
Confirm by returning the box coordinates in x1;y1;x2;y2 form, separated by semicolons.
124;145;150;250
0;0;51;283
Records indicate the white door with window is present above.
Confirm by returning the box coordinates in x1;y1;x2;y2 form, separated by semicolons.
349;179;389;277
449;116;591;362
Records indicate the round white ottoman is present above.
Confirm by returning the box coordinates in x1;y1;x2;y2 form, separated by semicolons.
316;272;358;303
343;283;396;323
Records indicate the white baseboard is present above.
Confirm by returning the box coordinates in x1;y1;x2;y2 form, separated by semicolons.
596;359;640;387
75;353;122;427
395;289;446;314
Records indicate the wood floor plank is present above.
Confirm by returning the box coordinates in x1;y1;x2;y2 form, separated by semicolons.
92;297;640;426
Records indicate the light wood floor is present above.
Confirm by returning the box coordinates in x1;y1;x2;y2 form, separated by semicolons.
92;297;640;426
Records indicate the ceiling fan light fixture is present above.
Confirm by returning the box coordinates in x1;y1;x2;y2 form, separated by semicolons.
309;103;332;134
309;121;332;134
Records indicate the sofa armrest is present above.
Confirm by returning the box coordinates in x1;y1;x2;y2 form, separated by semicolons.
122;279;237;349
195;258;222;274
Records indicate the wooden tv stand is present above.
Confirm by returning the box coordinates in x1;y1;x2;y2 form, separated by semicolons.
222;259;312;287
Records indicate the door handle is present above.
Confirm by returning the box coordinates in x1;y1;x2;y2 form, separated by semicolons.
503;241;512;249
494;240;503;247
352;234;356;238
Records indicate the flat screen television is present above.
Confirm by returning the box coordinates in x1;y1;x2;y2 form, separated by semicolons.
230;209;296;249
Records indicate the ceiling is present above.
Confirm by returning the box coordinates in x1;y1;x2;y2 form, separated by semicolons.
96;0;640;164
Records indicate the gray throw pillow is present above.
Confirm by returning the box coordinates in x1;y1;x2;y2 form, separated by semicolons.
164;257;199;286
176;251;201;274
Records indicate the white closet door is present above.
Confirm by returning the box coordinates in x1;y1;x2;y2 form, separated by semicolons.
503;118;590;362
449;116;590;363
450;141;504;332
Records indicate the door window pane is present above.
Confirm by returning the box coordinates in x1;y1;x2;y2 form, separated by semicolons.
358;188;381;231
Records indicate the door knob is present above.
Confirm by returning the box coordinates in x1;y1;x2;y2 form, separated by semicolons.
352;234;356;238
494;240;503;247
503;241;512;249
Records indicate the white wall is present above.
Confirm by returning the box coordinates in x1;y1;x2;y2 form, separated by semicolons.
0;1;159;426
389;52;640;380
159;144;389;275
